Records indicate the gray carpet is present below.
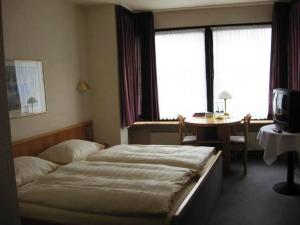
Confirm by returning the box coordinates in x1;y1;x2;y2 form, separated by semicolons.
207;154;300;225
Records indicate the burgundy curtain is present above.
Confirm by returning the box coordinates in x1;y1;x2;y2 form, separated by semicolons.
137;12;159;121
268;2;290;119
289;1;300;91
116;6;141;126
116;6;159;126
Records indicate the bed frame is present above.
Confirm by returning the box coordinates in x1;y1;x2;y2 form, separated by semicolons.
12;121;93;157
14;121;222;225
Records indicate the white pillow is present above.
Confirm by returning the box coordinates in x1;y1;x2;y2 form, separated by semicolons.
38;139;104;164
14;156;58;187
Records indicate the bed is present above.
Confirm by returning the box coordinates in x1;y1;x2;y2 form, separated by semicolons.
12;121;223;225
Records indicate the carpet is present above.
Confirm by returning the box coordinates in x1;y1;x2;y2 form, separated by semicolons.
206;154;300;225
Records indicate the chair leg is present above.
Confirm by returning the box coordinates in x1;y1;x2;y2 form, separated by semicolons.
243;146;248;175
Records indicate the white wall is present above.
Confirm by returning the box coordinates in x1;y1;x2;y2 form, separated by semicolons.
84;5;126;145
2;0;91;141
154;3;273;29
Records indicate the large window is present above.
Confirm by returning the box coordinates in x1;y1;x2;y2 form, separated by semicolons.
155;24;272;119
213;25;272;119
155;29;207;119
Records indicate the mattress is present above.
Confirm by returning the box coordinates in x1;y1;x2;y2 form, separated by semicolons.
86;144;215;173
19;146;217;225
20;179;197;225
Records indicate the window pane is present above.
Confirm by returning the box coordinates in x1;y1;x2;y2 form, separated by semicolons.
155;29;207;119
213;25;271;119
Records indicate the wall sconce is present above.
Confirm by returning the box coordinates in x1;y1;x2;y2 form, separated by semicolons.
218;90;232;116
77;80;90;93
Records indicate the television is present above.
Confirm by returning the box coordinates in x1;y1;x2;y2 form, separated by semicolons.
273;88;300;133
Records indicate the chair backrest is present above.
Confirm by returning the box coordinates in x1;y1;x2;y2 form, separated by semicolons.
243;113;252;146
178;114;185;144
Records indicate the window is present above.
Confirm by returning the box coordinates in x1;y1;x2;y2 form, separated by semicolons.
155;24;272;120
213;25;272;119
155;29;207;119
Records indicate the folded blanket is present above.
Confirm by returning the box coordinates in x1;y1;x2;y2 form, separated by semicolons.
87;144;214;172
18;161;196;217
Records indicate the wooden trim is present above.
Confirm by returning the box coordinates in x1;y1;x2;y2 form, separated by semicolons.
173;151;221;217
133;121;178;126
171;151;222;225
12;121;93;157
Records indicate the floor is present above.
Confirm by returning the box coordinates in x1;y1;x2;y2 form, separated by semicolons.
206;153;300;225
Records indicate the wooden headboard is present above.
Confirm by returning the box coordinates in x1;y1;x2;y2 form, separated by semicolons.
12;121;93;157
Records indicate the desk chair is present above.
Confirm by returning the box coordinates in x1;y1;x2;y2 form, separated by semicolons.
178;115;197;145
230;113;252;175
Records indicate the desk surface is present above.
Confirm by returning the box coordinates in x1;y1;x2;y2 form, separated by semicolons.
185;116;241;127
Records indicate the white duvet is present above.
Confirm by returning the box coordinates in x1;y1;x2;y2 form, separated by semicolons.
87;145;214;172
18;161;196;217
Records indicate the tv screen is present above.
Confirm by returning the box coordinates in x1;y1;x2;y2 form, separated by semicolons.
273;88;300;132
273;91;288;122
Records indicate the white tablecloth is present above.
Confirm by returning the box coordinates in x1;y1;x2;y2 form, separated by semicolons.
257;124;300;165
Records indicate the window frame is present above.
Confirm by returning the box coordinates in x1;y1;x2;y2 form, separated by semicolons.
155;22;272;120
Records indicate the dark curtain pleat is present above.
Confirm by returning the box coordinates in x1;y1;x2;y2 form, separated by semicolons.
116;6;141;126
267;2;290;119
205;28;214;112
289;1;300;91
137;12;160;121
116;6;159;126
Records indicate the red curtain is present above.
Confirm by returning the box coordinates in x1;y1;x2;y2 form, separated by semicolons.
268;1;300;118
137;12;160;122
116;6;141;126
268;2;290;119
116;6;159;126
289;1;300;91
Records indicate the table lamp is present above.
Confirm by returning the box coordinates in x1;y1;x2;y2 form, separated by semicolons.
27;96;38;113
218;90;232;116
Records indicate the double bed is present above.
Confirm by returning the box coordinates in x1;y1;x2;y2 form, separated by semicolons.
13;121;223;225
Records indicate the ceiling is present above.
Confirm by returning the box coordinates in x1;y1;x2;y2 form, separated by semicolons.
71;0;275;11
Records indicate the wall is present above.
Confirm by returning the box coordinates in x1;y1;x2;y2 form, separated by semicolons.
0;1;20;223
84;5;126;145
154;3;273;29
2;0;90;141
2;0;273;145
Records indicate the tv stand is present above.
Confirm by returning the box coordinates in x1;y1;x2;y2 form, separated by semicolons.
257;124;300;196
273;151;300;195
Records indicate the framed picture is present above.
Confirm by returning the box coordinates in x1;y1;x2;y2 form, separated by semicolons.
5;60;47;118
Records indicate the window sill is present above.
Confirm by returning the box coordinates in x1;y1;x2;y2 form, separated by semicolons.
133;120;273;126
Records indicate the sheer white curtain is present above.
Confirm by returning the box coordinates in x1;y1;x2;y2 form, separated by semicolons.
213;25;272;119
155;29;207;119
15;61;46;113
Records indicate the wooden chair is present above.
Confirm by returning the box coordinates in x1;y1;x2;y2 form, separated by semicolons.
178;115;197;145
229;113;252;175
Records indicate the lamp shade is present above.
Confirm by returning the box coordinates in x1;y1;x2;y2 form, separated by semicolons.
27;96;38;104
218;90;232;99
77;80;90;92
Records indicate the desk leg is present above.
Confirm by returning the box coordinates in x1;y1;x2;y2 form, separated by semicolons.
218;126;230;176
273;151;300;196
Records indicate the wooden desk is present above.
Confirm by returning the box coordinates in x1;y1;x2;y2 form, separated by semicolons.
185;116;241;175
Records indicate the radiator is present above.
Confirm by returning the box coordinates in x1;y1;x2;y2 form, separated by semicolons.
149;131;263;150
150;132;179;145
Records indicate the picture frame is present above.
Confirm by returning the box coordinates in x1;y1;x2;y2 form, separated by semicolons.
5;60;47;118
